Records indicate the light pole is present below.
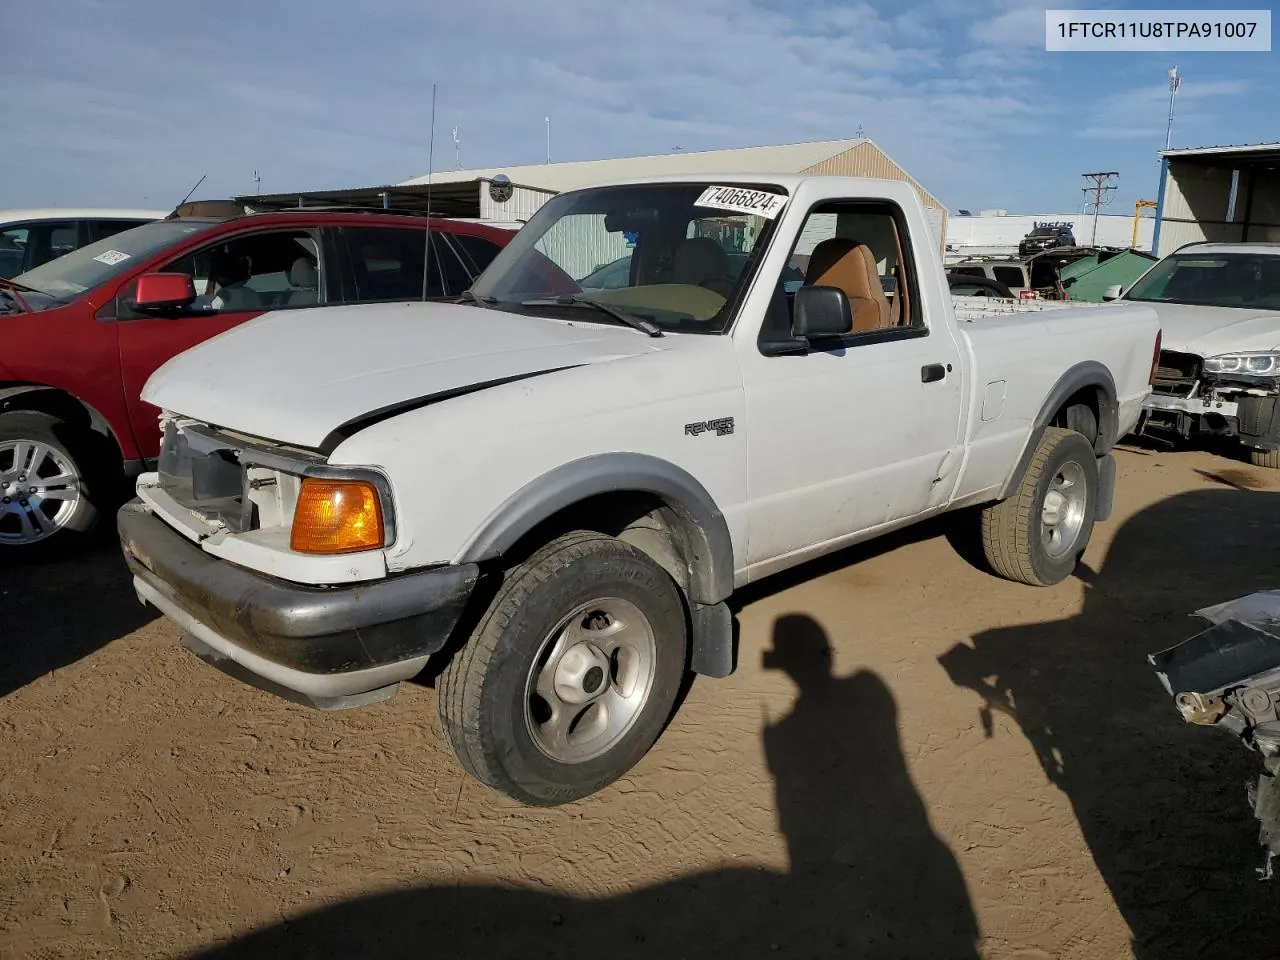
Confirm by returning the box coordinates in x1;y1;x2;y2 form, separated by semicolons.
1165;65;1181;152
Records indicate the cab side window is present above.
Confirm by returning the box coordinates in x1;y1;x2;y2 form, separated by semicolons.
448;233;503;278
0;227;29;279
1;220;78;276
162;230;324;313
780;202;922;339
86;219;149;244
342;227;447;301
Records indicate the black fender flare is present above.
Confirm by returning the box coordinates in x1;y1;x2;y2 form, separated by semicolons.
457;453;735;606
998;361;1119;501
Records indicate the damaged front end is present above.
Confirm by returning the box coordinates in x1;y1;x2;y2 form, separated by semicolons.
1149;591;1280;878
1140;351;1280;451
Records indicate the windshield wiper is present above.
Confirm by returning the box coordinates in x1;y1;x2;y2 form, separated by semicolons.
458;289;498;306
520;295;663;338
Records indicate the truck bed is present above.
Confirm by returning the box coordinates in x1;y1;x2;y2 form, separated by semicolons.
951;295;1111;322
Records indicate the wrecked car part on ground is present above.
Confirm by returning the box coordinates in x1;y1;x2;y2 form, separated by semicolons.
1149;590;1280;878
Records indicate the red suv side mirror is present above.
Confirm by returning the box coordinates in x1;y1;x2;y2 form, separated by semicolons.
134;272;197;312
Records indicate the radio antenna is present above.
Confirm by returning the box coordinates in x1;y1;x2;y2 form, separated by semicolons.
169;174;207;217
422;82;437;301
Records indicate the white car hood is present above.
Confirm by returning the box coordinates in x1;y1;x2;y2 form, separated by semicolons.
1137;300;1280;357
143;301;665;449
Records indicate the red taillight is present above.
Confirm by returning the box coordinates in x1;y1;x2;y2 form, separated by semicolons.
1150;329;1163;385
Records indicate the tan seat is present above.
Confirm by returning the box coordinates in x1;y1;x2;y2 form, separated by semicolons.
672;237;731;289
803;238;891;333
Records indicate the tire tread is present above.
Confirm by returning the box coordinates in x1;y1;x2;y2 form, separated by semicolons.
437;530;662;804
982;427;1090;587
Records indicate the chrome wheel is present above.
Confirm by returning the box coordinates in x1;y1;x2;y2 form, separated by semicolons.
525;597;658;765
1040;459;1087;560
0;439;82;545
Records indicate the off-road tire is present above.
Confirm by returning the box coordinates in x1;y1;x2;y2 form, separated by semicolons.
1249;447;1280;470
0;411;103;559
437;530;688;806
981;427;1098;587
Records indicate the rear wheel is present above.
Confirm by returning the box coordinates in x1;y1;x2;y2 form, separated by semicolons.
982;427;1098;586
0;412;101;557
437;531;688;806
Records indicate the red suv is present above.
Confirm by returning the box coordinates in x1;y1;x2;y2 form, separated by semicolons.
0;209;513;555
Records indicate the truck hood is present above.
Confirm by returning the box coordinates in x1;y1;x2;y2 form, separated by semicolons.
143;301;665;449
1136;301;1280;357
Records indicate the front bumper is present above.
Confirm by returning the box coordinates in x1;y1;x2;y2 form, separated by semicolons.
118;499;478;709
1143;393;1239;418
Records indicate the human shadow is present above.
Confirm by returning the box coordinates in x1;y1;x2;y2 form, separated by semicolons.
761;613;981;956
940;489;1280;959
0;541;156;699
187;616;978;959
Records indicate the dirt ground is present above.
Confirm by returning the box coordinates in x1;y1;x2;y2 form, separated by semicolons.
4;446;1280;959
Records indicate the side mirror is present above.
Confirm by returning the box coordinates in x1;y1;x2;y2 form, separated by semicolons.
1102;284;1123;301
793;285;853;339
134;272;197;312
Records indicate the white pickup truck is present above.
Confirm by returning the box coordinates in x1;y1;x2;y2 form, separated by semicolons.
1114;242;1280;467
117;174;1161;805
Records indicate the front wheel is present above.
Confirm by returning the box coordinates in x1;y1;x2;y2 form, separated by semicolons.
981;427;1098;586
0;411;101;557
436;531;688;806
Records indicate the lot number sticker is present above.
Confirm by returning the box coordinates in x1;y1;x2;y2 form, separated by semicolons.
92;249;131;265
695;186;788;219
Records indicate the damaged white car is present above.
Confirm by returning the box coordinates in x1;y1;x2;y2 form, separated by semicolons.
1122;243;1280;466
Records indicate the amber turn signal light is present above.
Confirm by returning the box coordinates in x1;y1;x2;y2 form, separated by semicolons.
290;478;384;554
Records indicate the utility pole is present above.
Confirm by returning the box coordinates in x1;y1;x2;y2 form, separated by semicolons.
545;116;551;163
452;126;461;169
1082;171;1118;247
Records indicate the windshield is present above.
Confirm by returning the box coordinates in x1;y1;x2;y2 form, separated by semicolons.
1124;252;1280;310
471;181;787;334
13;219;220;300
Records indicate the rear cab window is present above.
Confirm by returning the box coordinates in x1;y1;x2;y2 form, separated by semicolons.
992;266;1026;288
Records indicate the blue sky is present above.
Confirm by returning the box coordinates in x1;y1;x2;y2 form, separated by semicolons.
3;0;1271;215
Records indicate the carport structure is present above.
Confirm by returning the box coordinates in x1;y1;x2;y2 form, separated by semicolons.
1154;142;1280;256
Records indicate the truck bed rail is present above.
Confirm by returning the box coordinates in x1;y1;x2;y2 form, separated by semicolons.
951;295;1112;322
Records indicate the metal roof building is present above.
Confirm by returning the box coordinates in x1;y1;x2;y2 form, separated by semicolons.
247;138;948;246
1153;142;1280;256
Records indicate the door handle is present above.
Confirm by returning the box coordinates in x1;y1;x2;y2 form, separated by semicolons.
921;363;947;383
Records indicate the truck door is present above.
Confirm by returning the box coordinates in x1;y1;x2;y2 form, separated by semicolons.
737;198;965;570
